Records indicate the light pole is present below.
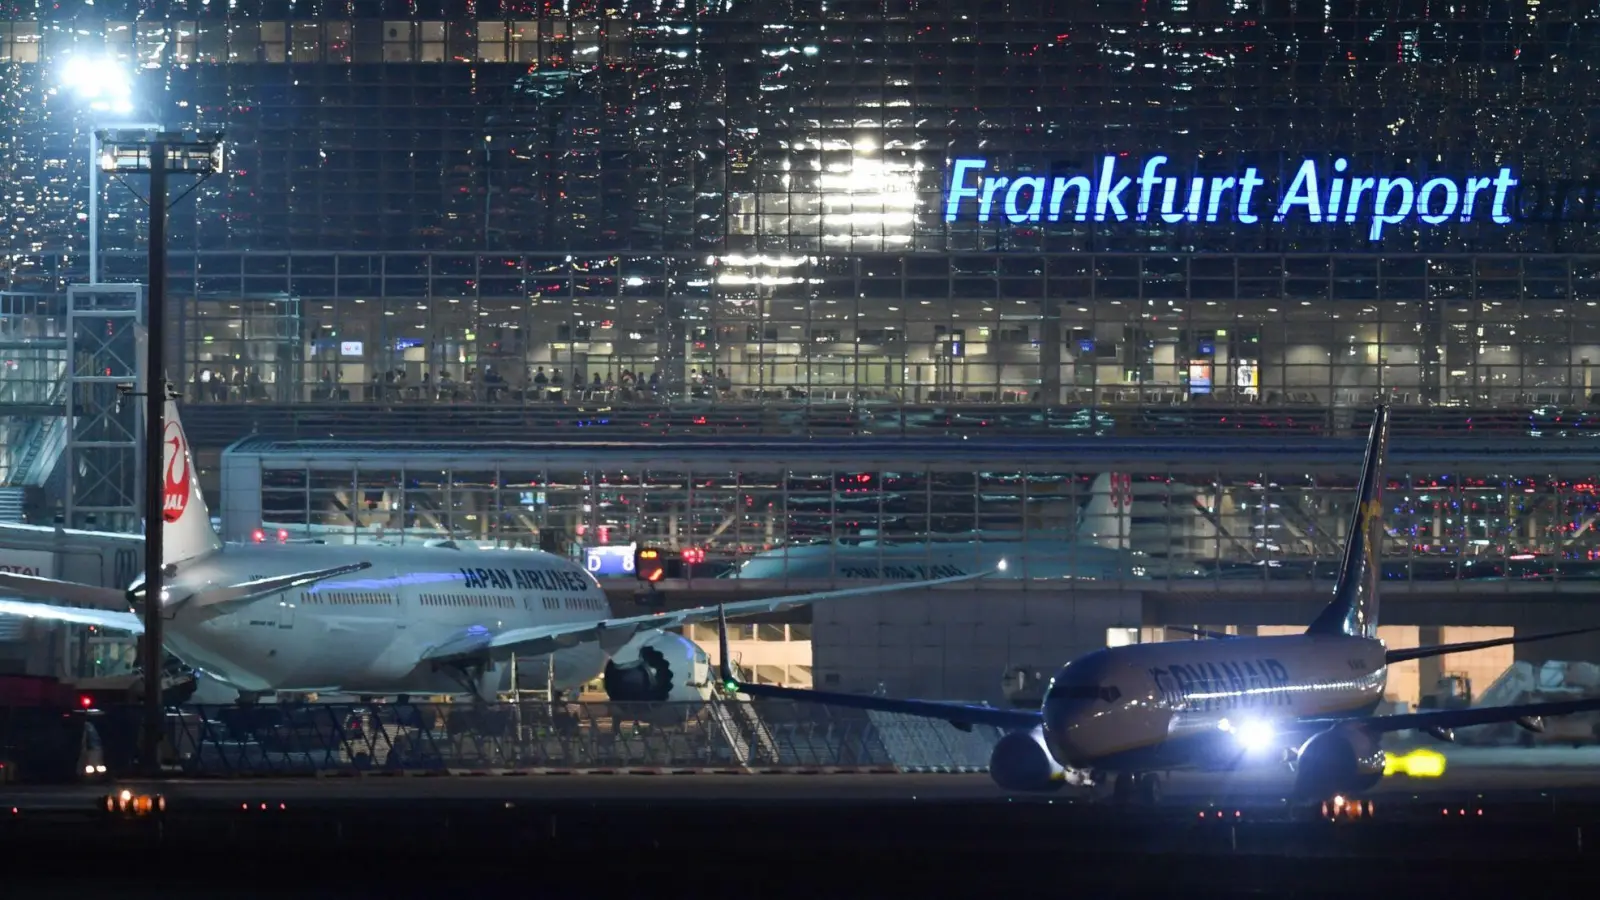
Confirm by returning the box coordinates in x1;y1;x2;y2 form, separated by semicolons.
99;129;224;776
57;54;141;284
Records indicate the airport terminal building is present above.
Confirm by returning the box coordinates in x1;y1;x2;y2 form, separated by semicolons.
2;1;1597;410
3;1;1600;699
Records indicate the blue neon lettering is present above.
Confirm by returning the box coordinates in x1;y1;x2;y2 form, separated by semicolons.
1417;177;1459;224
944;156;1520;239
1137;156;1165;218
1049;175;1092;221
1461;176;1492;221
944;158;985;221
1491;168;1519;223
1370;177;1414;239
1094;155;1132;221
1004;176;1046;223
1275;160;1323;222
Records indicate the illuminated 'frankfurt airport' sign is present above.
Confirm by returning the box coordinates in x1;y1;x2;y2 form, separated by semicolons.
943;156;1519;240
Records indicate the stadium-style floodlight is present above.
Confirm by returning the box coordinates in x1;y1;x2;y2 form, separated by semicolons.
97;128;224;778
57;54;144;284
60;55;135;115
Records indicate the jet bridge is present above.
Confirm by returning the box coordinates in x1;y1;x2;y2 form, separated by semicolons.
222;434;1600;597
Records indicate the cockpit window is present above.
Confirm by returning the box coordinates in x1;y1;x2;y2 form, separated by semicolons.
1046;683;1121;703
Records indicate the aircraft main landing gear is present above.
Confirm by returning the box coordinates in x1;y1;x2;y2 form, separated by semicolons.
1110;771;1162;805
435;657;493;706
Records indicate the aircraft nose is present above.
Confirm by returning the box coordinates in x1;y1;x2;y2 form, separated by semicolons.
1041;697;1095;766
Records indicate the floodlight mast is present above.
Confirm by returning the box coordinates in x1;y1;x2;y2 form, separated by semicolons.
97;129;224;777
56;54;141;284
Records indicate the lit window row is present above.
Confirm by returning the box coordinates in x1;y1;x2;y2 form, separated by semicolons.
300;591;397;605
0;20;650;65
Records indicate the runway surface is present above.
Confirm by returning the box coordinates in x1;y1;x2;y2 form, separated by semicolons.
6;744;1600;810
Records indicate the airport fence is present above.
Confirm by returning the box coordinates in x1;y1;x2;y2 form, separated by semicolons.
71;700;1004;778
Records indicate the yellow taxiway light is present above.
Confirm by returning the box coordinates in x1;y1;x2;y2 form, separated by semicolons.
1383;747;1447;778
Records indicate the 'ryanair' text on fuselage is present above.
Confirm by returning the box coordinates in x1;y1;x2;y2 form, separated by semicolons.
1149;658;1293;711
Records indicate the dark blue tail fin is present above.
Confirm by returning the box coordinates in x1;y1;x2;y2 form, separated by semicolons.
1305;406;1390;638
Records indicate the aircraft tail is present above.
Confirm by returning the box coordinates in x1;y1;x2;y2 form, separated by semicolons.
159;396;223;566
1305;406;1390;639
1079;472;1132;551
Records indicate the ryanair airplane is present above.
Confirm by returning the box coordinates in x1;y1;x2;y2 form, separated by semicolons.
718;406;1600;803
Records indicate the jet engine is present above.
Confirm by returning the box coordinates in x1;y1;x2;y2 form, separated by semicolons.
988;725;1067;792
602;629;713;702
1291;725;1385;799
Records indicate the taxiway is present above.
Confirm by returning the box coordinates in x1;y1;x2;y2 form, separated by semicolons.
4;744;1598;810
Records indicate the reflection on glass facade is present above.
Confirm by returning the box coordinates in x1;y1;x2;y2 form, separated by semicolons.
240;455;1600;593
4;3;1600;411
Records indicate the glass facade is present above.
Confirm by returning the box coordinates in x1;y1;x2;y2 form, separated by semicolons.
234;453;1600;592
4;2;1600;413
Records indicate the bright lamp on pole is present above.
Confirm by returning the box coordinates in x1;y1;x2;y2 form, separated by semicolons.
59;54;143;284
59;55;135;114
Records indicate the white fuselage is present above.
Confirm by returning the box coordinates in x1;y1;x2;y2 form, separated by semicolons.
1040;634;1388;772
157;542;615;696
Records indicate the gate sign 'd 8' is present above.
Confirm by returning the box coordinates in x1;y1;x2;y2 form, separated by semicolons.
942;156;1520;240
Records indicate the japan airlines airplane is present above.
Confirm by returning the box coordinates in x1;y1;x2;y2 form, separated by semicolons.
728;472;1193;582
0;399;991;703
716;406;1600;803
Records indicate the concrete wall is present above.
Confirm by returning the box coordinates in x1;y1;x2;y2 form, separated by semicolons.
812;588;1142;704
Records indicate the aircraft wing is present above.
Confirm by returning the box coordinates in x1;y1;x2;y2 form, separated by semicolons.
1383;625;1600;664
421;569;998;665
0;598;144;633
702;601;1040;731
1298;696;1600;736
720;680;1043;731
0;571;127;609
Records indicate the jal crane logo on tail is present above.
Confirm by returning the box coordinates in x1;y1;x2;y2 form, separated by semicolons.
1111;473;1133;511
162;421;190;523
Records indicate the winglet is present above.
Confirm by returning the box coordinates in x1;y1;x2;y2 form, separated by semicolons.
716;604;740;692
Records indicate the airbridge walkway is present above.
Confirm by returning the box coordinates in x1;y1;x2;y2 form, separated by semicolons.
223;432;1600;610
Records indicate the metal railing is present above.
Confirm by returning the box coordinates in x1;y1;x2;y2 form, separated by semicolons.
68;700;1003;778
181;399;1589;447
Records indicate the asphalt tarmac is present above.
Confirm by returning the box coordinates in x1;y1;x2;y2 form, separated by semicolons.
5;744;1599;810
